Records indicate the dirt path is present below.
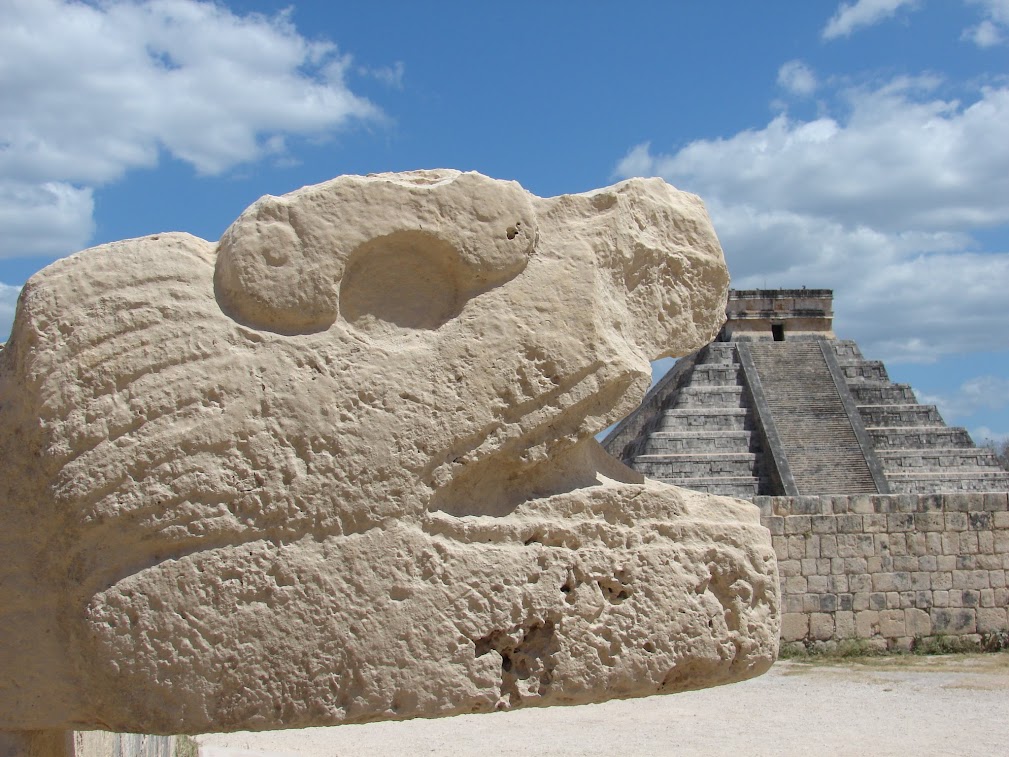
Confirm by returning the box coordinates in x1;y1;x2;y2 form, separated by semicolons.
197;654;1009;757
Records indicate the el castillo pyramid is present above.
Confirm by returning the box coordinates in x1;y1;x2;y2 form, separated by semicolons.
603;289;1009;498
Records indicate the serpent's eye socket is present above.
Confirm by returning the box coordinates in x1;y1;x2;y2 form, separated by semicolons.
339;231;465;335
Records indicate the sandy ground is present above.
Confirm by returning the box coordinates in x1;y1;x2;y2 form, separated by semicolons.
196;654;1009;757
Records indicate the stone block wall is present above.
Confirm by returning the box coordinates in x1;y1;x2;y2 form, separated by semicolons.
754;493;1009;652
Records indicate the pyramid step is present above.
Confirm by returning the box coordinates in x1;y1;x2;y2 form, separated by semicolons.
686;365;745;386
860;404;945;427
649;476;769;498
658;408;754;432
886;471;1009;493
849;383;917;405
673;385;747;408
867;426;975;449
878;448;1005;471
839;360;890;382
634;453;760;478
642;430;758;455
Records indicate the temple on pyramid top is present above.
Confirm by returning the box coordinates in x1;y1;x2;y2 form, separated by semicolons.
603;288;1009;499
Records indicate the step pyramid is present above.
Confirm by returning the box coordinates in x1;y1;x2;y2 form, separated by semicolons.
603;289;1009;497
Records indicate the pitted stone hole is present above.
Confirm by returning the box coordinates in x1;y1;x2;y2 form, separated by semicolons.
506;221;522;240
339;230;465;334
597;577;631;604
473;620;558;706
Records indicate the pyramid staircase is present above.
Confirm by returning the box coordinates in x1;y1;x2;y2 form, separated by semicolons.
605;330;1009;497
620;342;771;498
831;340;1009;494
740;340;883;494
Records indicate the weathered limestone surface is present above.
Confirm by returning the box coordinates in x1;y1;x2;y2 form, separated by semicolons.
0;171;778;735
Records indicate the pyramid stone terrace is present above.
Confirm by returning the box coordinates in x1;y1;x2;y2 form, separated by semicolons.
604;288;1009;499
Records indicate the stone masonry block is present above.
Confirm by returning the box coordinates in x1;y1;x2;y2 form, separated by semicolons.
911;572;931;591
905;608;931;638
853;593;870;611
969;512;993;531
763;516;784;536
869;593;886;610
995;532;1009;554
980;589;995;607
784;515;811;535
977;608;1008;633
953;570;991;590
879;610;905;638
932;590;949;608
851;495;874;514
979;532;994;554
959;532;979;554
784;576;807;593
918;555;937;571
810;613;834;641
887;513;914;532
819;595;837;612
772;535;788;561
873;572;911;592
994;512;1009;530
863;514;888;533
930;608;976;634
914;513;945;532
984;493;1009;512
850;575;872;593
906;533;926;556
784;595;804;613
915;591;932;609
807;575;829;594
893;556;917;572
801;558;817;575
819;535;838;557
926;533;943;555
845;557;869;574
855;610;880;637
778;559;801;577
835;610;855;638
886;592;901;609
945;512;968;531
811;515;837;534
990;571;1006;589
780;613;810;642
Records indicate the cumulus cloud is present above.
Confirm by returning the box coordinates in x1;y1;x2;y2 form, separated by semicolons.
822;0;920;39
0;0;383;258
917;376;1009;424
0;283;22;343
777;60;818;97
614;78;1009;365
963;0;1009;46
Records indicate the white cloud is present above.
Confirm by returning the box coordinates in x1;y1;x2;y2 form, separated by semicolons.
614;78;1009;365
963;0;1009;45
0;181;95;258
777;60;818;97
0;283;22;343
971;426;1009;443
0;0;384;258
918;376;1009;422
822;0;920;39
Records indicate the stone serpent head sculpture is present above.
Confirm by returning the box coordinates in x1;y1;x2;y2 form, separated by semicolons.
0;171;778;736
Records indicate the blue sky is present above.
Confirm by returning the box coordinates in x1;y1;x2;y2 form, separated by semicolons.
2;0;1008;442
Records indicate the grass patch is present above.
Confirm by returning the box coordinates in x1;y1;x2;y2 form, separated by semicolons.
175;735;199;757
